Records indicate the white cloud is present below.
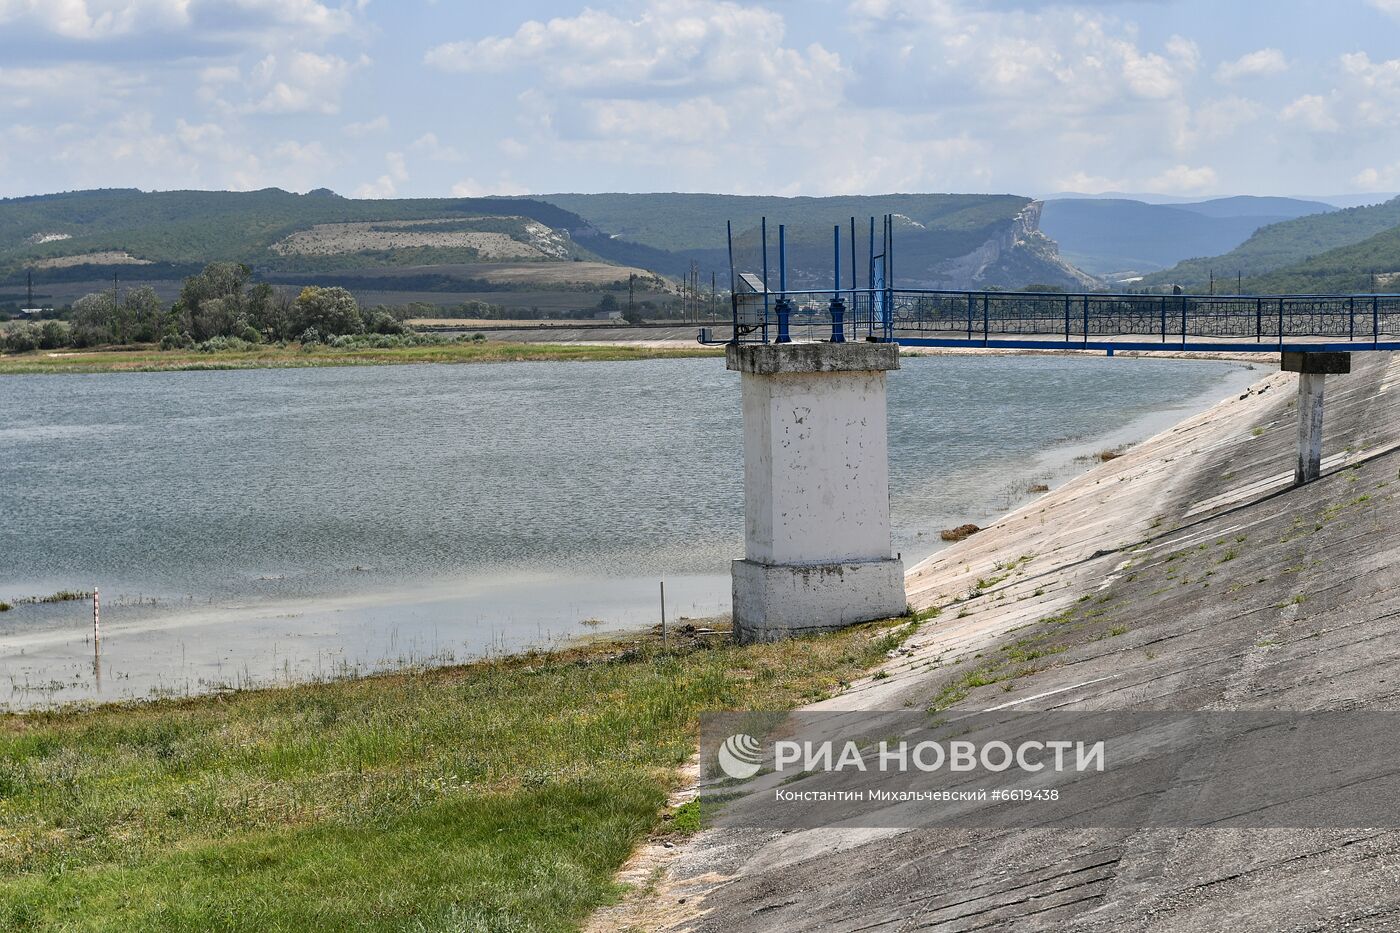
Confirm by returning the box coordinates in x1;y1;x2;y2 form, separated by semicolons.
1281;93;1340;132
1353;164;1400;188
353;150;407;199
1147;164;1218;193
450;177;528;197
0;62;144;111
344;115;388;137
410;132;461;161
1054;171;1128;193
244;51;364;115
0;0;189;40
0;0;357;42
1174;96;1264;150
1215;48;1287;82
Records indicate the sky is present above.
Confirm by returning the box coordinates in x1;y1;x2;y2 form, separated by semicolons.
4;0;1400;200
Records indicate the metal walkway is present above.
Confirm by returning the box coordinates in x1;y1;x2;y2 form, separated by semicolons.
701;287;1400;354
701;215;1400;354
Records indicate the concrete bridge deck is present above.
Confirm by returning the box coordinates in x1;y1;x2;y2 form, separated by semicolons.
631;351;1400;932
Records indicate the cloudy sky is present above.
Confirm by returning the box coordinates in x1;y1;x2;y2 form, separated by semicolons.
3;0;1400;200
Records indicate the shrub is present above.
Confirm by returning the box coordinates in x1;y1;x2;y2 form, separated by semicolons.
195;336;254;353
2;323;41;353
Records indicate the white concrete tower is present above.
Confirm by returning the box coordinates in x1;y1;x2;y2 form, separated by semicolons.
728;341;906;642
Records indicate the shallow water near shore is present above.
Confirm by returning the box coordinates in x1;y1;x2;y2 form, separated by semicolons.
0;355;1261;707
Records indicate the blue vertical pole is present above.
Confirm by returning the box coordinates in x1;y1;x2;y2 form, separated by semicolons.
884;215;894;340
849;216;857;308
831;224;845;343
1375;296;1380;347
775;224;791;344
868;217;876;338
778;224;787;294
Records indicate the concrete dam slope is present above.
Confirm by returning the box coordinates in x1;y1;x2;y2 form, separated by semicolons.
648;351;1400;931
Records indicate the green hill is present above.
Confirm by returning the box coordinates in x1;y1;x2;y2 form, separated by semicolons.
0;188;643;278
1143;196;1400;289
1;188;1098;299
1243;224;1400;293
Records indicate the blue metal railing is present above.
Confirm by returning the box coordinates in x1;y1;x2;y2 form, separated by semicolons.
700;288;1400;353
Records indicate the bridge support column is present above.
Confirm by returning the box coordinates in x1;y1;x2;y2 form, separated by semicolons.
1282;351;1351;486
727;342;905;643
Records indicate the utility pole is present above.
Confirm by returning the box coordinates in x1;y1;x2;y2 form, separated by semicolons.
1209;269;1215;296
628;273;635;318
1238;270;1242;294
690;260;700;324
26;269;32;311
711;270;716;319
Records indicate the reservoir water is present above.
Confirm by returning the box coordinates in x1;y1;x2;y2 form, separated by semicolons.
0;355;1260;706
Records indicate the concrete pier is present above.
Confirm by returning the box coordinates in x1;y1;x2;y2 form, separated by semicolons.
1282;351;1351;485
727;342;905;642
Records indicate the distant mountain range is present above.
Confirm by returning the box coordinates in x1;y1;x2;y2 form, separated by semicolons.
533;193;1095;290
1039;196;1335;276
0;189;1102;302
12;187;1400;308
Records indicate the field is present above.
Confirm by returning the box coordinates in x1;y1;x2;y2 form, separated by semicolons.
270;220;568;261
0;341;721;375
0;618;915;931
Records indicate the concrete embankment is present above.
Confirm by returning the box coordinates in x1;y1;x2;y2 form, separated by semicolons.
620;351;1400;932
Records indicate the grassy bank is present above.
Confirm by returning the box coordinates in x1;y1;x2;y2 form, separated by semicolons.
0;619;915;932
0;341;720;375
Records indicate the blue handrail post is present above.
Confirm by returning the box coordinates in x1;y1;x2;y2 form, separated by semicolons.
1160;296;1167;343
830;224;845;343
1256;297;1262;342
1064;295;1071;343
1083;296;1090;348
1350;297;1356;341
1375;296;1381;348
967;293;975;339
775;224;791;344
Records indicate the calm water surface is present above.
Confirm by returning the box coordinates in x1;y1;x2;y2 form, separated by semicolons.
0;355;1259;705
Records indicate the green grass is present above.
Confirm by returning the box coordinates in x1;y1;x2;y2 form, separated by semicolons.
0;619;910;932
0;341;721;375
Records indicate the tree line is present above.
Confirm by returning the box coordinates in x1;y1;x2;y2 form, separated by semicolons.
0;263;405;352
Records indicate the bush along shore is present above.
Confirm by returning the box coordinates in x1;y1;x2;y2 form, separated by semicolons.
0;260;719;374
0;617;918;932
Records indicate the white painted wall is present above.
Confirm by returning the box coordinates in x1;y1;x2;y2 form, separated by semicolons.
741;370;893;565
